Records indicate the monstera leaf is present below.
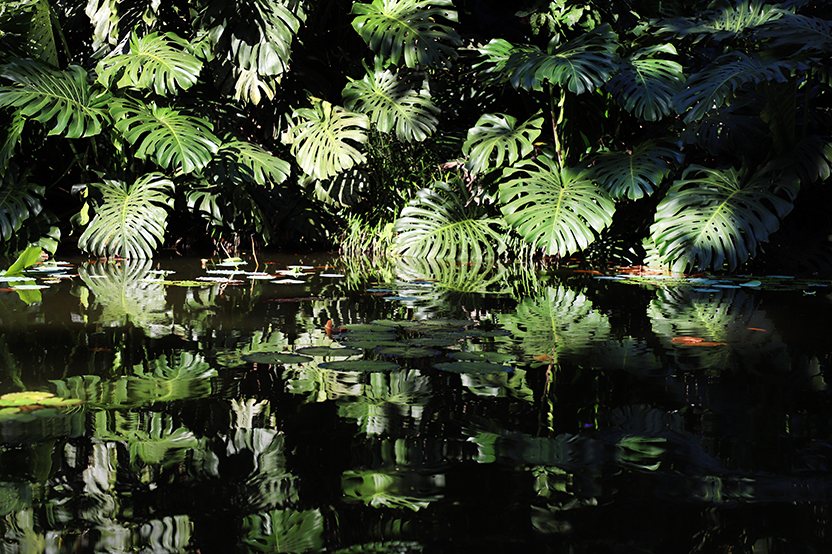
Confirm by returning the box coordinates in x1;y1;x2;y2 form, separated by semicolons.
350;0;461;68
605;44;684;122
649;165;799;272
499;153;614;257
290;99;368;180
658;0;783;41
110;98;220;174
78;173;173;258
96;31;203;95
342;63;439;142
674;52;791;123
497;24;618;93
757;12;832;55
462;112;543;174
680;102;770;155
584;140;682;200
206;140;290;188
0;167;43;243
199;0;305;77
393;179;506;261
0;59;110;138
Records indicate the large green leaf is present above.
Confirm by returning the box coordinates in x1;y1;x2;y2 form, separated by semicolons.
499;24;618;93
199;0;304;77
0;111;25;171
0;59;110;138
78;173;173;259
605;44;684;122
673;52;791;123
757;12;832;55
649;165;799;272
584;140;682;200
658;0;784;41
342;63;439;142
96;31;203;95
290;99;368;180
680;102;770;155
110;98;220;174
25;0;58;66
350;0;461;68
393;179;506;261
207;140;290;188
499;154;614;257
0;167;43;243
462;112;543;175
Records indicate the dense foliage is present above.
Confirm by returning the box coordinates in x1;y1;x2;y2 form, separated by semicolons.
1;0;831;272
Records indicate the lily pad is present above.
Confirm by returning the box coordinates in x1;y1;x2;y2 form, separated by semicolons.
343;323;394;332
333;339;402;349
296;346;362;357
0;391;55;406
318;360;400;372
447;351;515;363
242;352;313;364
375;346;440;358
272;279;306;284
371;319;423;328
433;361;512;374
339;331;397;342
406;337;462;347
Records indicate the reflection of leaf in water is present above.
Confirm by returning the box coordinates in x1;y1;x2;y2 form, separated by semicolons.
460;367;535;402
78;260;172;337
92;410;202;470
396;257;508;295
337;370;431;434
648;287;786;371
590;338;666;376
500;285;610;363
51;352;217;408
241;508;324;553
342;468;443;511
215;329;293;368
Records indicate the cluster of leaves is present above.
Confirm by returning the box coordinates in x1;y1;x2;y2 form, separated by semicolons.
1;0;831;272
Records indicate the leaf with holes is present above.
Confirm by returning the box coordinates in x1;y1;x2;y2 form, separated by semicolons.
343;63;438;142
78;173;173;259
0;59;110;138
462;112;543;174
584;140;681;200
351;0;461;68
499;153;614;257
393;179;506;261
96;31;203;95
110;98;220;174
649;164;799;272
290;99;368;180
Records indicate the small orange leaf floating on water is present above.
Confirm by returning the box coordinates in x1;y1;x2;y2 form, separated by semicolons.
671;336;727;346
534;354;554;362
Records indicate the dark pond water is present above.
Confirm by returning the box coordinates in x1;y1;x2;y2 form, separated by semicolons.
1;254;831;553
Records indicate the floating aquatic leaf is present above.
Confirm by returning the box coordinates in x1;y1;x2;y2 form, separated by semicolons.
320;273;345;277
318;360;400;371
372;319;423;328
287;265;314;270
0;391;54;405
367;288;396;293
447;351;515;363
242;352;313;364
246;273;274;279
272;279;306;284
339;332;397;342
343;323;395;332
406;337;462;347
434;361;512;373
296;346;362;357
37;397;83;407
375;346;440;358
11;284;49;290
739;280;762;287
0;275;34;282
418;319;473;327
162;280;213;287
334;339;402;349
383;296;420;301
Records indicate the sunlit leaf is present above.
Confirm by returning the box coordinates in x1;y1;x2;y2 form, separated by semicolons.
462;112;543;174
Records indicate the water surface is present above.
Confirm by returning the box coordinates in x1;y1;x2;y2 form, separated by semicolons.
0;255;830;552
